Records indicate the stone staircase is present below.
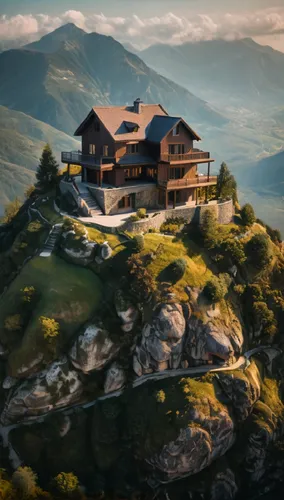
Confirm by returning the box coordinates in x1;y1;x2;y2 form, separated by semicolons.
79;191;102;216
40;224;62;257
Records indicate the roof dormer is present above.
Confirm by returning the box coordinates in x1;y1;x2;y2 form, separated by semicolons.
123;121;140;133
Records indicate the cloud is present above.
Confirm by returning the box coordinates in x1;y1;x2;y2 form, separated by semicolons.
1;8;284;48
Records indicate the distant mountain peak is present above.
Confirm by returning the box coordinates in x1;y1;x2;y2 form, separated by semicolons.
51;23;86;36
25;22;86;54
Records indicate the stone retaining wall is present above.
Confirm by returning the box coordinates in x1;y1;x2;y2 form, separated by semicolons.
124;200;234;233
88;184;158;215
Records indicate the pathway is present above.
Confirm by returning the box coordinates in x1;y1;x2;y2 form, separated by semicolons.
40;224;63;257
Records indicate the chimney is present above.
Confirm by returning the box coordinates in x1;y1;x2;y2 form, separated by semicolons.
133;97;143;114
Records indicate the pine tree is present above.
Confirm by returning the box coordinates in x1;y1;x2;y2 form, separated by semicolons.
36;144;59;191
200;209;218;249
216;162;238;203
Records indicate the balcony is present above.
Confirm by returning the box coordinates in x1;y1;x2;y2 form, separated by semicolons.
61;152;115;168
160;150;211;163
158;175;217;190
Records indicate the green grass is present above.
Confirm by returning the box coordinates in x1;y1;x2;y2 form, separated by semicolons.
143;234;212;301
0;255;103;376
87;227;127;256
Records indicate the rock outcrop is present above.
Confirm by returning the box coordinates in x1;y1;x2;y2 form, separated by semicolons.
210;468;238;500
147;408;235;483
104;363;125;394
69;324;119;374
217;362;261;421
1;357;83;425
185;306;243;365
133;303;186;376
115;290;138;333
95;241;113;264
61;227;97;266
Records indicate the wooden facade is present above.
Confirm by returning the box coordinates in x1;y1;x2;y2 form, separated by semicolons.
62;100;217;211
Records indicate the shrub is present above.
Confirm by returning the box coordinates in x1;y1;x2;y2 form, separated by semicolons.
127;255;157;303
74;224;87;239
54;472;79;496
39;316;60;340
200;210;218;249
4;314;23;331
253;301;277;339
246;234;271;269
160;223;180;235
156;390;166;403
204;274;229;302
21;286;36;303
27;221;42;233
62;218;75;232
265;225;282;244
129;215;140;222
222;239;246;266
132;234;145;253
148;227;157;233
12;466;38;498
234;284;245;296
169;258;187;282
137;208;147;219
240;203;256;226
3;198;22;224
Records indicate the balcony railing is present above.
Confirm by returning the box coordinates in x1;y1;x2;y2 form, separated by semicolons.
161;151;211;162
61;152;114;167
158;175;217;189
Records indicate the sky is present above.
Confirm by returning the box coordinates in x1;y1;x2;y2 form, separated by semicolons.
1;0;284;51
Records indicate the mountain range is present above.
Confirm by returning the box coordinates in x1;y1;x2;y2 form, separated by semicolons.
0;24;225;137
0;105;79;211
0;23;284;232
139;38;284;113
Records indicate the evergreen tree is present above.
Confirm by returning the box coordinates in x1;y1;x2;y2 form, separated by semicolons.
240;203;256;226
36;144;59;191
216;162;238;203
200;209;218;249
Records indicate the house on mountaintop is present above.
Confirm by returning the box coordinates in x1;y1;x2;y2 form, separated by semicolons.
61;98;217;215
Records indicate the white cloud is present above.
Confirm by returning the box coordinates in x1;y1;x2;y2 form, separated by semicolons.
0;8;284;49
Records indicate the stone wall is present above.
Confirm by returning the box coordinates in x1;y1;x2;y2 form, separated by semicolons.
88;184;158;215
124;200;234;233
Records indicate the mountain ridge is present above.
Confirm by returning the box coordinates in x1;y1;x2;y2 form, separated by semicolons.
0;24;227;137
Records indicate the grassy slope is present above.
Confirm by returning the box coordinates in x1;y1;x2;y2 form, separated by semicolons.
143;234;212;301
0;105;79;213
0;255;103;376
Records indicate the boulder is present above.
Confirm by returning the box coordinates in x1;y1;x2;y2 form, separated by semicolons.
2;376;17;390
1;357;83;425
210;469;238;500
115;290;138;333
104;363;125;394
185;308;243;365
147;410;235;483
217;362;262;421
134;303;186;375
69;324;119;374
95;242;113;264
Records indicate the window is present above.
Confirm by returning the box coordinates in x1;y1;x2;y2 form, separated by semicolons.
89;144;96;155
102;145;109;157
168;144;185;155
94;121;100;132
126;143;139;154
118;196;131;209
125;167;142;180
172;124;180;136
